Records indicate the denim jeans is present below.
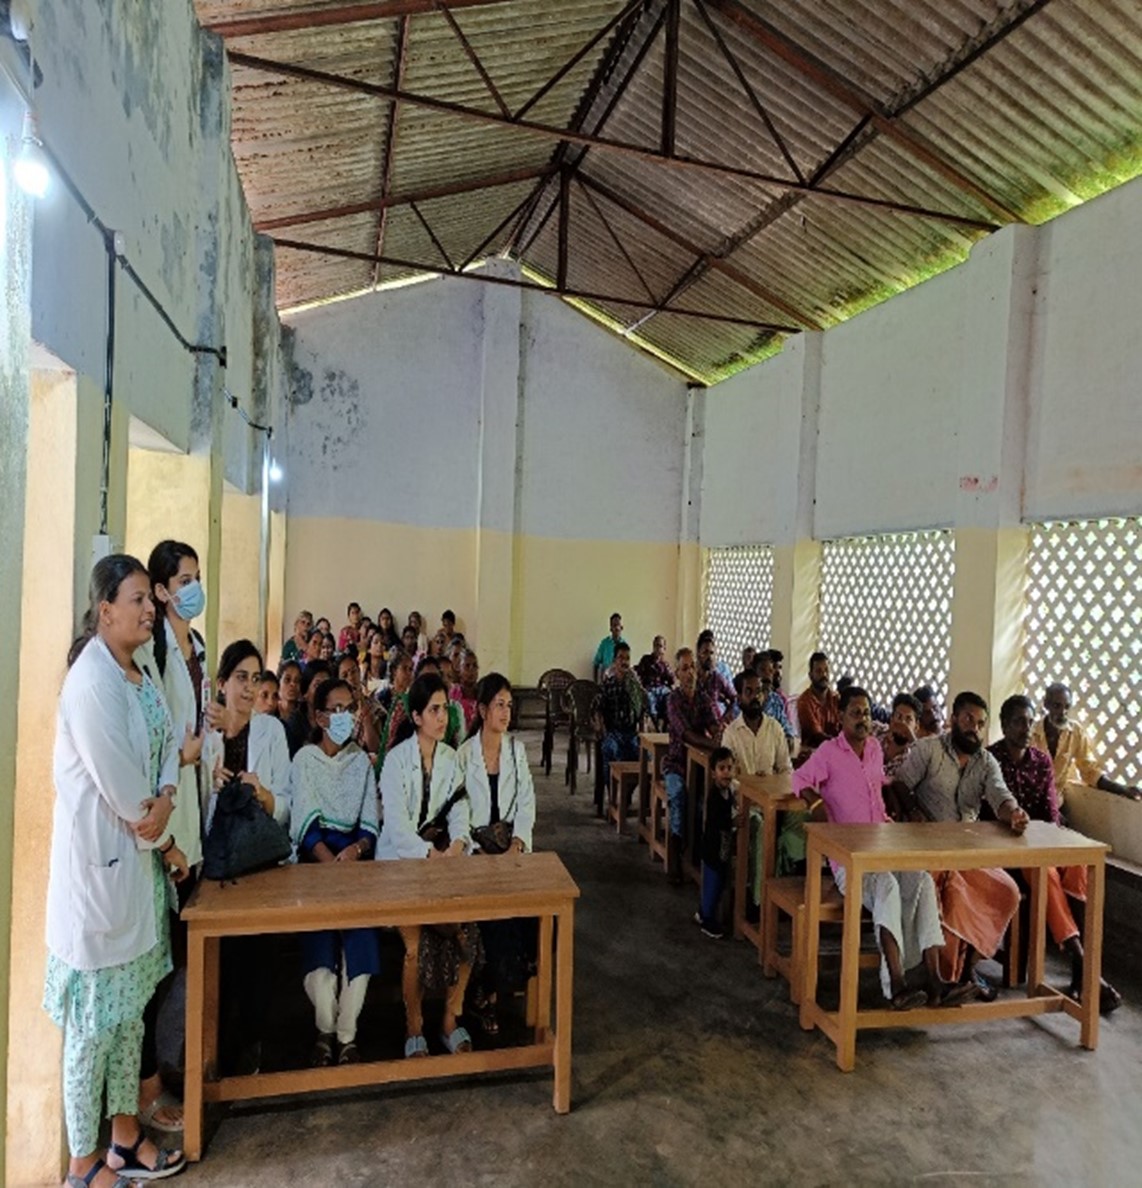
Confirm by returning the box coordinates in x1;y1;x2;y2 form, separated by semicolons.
600;730;639;809
664;771;686;837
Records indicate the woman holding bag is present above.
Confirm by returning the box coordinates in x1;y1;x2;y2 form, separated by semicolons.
45;554;188;1187
456;674;537;1035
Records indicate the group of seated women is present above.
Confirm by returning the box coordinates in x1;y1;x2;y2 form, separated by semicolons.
45;543;536;1188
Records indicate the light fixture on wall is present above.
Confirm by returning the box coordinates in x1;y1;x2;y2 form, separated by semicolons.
269;459;284;483
13;110;49;198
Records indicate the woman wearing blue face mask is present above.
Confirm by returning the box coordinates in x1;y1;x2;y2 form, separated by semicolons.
129;540;207;1134
289;679;380;1066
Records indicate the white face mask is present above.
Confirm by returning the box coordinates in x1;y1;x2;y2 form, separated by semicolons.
327;710;354;747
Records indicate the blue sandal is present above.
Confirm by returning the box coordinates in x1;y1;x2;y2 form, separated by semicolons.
441;1025;472;1054
108;1131;186;1180
65;1159;134;1188
404;1034;429;1058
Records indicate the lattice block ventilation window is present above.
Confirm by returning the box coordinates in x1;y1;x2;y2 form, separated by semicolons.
819;531;955;708
703;546;774;669
1023;518;1141;787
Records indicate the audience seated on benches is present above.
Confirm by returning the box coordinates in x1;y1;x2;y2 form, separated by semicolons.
596;643;644;817
796;651;841;755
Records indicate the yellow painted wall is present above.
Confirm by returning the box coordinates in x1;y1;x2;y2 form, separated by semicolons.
266;509;287;671
285;517;682;684
219;488;263;653
124;448;212;595
6;371;76;1184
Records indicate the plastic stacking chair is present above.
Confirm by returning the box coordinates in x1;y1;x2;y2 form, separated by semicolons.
537;668;575;778
563;679;601;796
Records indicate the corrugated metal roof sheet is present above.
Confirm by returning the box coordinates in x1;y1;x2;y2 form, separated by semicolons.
195;0;1142;382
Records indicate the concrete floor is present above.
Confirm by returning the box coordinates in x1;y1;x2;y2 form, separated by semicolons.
181;734;1142;1187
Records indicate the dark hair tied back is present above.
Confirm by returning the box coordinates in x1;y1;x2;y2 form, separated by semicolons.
68;554;148;668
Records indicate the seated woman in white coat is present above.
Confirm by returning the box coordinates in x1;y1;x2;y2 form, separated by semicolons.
201;639;291;1075
46;554;189;1188
377;673;480;1058
456;673;538;1036
290;679;380;1067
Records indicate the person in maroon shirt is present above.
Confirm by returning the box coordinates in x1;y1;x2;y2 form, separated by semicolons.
797;651;841;755
988;694;1120;1013
663;648;719;885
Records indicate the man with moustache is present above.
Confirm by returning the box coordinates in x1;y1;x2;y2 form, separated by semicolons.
796;652;842;754
696;630;737;724
889;691;1028;998
876;692;923;782
1031;682;1141;807
912;685;945;738
752;652;794;742
794;687;969;1008
724;670;792;919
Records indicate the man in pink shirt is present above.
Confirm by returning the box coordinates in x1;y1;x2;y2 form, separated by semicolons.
793;686;975;1009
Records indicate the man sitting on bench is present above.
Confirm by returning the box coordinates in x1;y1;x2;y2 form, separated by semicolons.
793;686;971;1009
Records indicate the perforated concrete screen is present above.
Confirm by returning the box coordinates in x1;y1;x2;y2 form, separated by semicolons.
703;546;774;669
1023;518;1141;787
819;531;955;709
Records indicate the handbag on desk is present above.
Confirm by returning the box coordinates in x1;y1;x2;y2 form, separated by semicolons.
202;775;292;881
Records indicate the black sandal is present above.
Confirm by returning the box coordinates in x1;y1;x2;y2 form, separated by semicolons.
108;1131;186;1180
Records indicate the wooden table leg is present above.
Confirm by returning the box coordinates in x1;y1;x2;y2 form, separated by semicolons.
1026;865;1048;995
733;800;749;940
536;914;554;1043
637;744;650;838
760;804;779;964
836;861;861;1072
1080;858;1104;1051
553;902;574;1114
184;928;218;1162
800;846;823;1033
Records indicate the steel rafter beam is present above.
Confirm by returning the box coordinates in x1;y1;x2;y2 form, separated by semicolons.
372;14;410;286
661;0;680;155
228;51;998;230
253;165;553;232
433;0;511;118
577;174;819;328
704;0;1023;223
204;0;511;38
272;236;802;331
575;175;659;305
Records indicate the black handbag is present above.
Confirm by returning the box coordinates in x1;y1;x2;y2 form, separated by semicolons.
202;775;292;881
472;739;520;855
418;786;469;852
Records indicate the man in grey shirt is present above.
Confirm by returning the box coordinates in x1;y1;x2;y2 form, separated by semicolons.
889;691;1029;1000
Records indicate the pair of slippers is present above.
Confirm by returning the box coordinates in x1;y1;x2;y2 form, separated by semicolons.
67;1133;186;1186
404;1027;473;1058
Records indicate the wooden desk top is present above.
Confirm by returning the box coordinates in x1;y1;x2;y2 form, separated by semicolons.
639;732;669;746
737;771;796;806
805;820;1108;872
182;851;580;934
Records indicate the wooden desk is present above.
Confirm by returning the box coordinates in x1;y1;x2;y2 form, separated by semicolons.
685;743;713;885
732;772;800;954
182;853;580;1160
636;732;670;847
800;821;1107;1072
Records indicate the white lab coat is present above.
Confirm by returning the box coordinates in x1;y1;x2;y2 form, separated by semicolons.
456;732;536;852
46;635;178;971
377;735;469;860
136;618;206;866
201;712;292;832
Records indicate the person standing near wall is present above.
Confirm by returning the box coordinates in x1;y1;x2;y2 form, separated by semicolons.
134;540;209;1133
593;613;626;683
45;555;189;1186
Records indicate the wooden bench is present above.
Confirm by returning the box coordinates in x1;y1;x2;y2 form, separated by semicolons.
182;853;580;1160
606;761;642;835
765;875;877;1005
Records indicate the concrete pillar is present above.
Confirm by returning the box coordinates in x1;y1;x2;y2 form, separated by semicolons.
0;91;33;1186
474;260;522;679
676;386;706;652
7;369;78;1184
769;331;823;691
946;226;1038;720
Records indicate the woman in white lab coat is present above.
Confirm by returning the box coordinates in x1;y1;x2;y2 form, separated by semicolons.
133;539;207;1132
200;638;291;1075
377;673;479;1058
45;554;188;1186
456;673;538;1034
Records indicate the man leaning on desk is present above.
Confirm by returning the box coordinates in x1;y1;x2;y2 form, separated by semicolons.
886;691;1030;1002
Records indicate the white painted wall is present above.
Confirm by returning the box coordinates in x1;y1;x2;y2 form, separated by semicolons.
1025;180;1142;520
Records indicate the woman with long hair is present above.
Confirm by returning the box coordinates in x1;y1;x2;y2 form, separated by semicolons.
456;674;537;1034
377;674;478;1058
362;632;387;696
375;607;400;653
290;679;380;1066
46;554;188;1186
374;651;414;772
